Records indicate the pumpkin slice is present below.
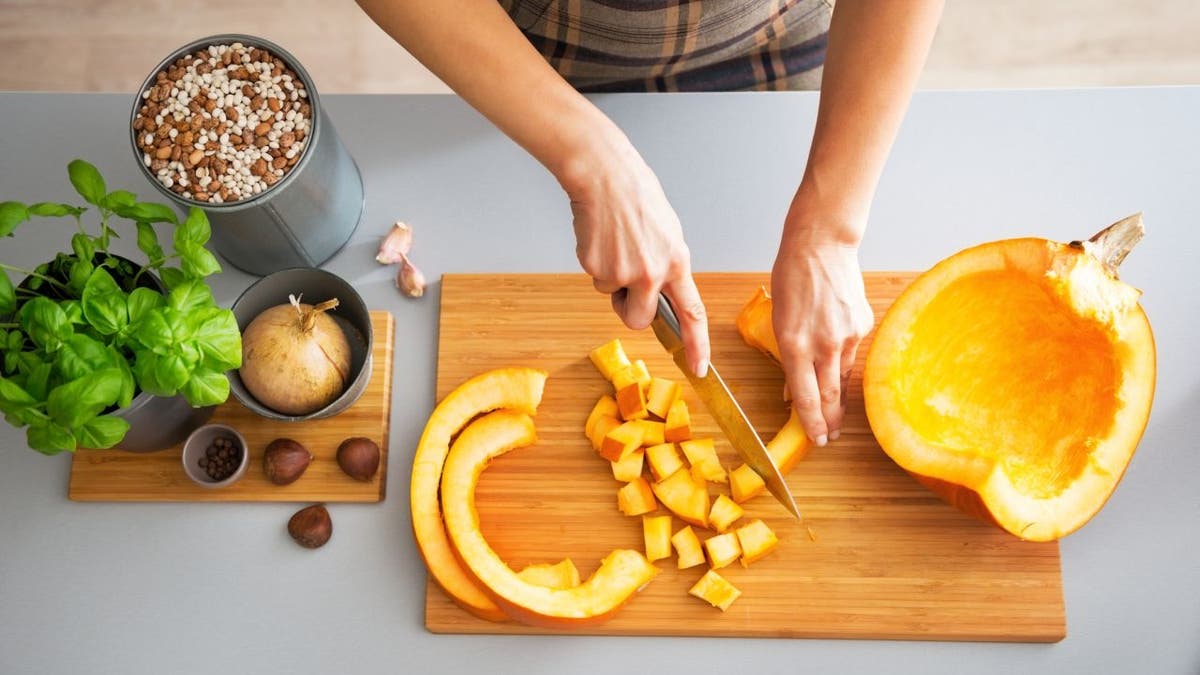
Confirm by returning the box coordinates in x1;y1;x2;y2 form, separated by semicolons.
442;410;660;627
863;216;1156;541
410;367;548;622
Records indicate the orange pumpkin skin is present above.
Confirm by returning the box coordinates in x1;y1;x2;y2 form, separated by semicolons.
862;233;1155;542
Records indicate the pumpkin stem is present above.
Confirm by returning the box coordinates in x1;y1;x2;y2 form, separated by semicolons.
1072;212;1144;276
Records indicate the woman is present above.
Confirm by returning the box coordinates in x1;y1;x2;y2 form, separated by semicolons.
357;0;944;446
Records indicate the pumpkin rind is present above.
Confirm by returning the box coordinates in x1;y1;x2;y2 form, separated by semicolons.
441;410;660;627
410;367;548;622
863;235;1155;541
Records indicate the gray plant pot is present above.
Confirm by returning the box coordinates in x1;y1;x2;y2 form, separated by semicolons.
112;391;216;453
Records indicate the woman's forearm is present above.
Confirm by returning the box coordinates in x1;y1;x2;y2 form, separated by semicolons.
792;0;944;244
355;0;625;190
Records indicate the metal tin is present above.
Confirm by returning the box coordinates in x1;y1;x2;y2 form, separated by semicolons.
228;267;373;421
129;34;364;276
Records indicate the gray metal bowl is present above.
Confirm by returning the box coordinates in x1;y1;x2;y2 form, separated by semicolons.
229;267;373;421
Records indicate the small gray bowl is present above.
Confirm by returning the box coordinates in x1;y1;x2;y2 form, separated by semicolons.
181;424;249;488
229;267;373;421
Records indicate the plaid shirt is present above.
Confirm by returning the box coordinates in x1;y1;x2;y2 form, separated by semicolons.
500;0;831;92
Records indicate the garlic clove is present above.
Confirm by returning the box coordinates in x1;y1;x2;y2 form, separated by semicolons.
396;253;426;298
376;221;413;264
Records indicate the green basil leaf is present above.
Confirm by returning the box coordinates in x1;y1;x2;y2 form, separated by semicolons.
180;370;229;407
111;347;135;408
132;308;172;353
25;363;53;401
167;279;214;314
75;414;130;449
55;334;110;381
8;330;22;351
67;160;106;206
67;259;93;297
4;406;39;427
177;341;200;369
61;300;85;324
124;202;178;225
133;351;170;396
28;202;84;218
175;240;222;279
161;307;193;342
81;267;128;336
71;232;96;263
46;368;123;428
175;207;211;246
102;190;137;211
159;266;185;291
27;421;77;454
0;201;29;238
127;287;165;324
18;297;70;353
153;353;191;394
193;308;242;370
0;271;14;316
0;375;37;407
135;221;165;261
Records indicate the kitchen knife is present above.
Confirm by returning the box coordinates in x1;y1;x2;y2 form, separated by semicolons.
650;294;802;520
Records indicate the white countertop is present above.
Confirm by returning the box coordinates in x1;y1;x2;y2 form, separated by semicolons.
0;88;1197;674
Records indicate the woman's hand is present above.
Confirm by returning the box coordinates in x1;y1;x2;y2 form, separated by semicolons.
771;205;874;446
560;137;710;378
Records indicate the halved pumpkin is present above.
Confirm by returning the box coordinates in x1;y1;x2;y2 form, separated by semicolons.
441;410;660;627
863;215;1156;541
410;367;548;622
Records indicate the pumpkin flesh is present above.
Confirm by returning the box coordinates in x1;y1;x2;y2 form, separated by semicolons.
864;237;1155;541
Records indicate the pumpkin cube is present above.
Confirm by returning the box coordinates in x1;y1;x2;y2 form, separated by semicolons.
599;421;645;462
635;419;666;446
610;448;645;482
671;525;706;569
681;438;727;483
689;569;742;611
735;519;780;567
703;532;743;569
617;477;657;516
584;395;620;440
651;468;710;528
708;494;744;533
516;559;581;589
766;408;811;474
612;360;652;421
645;442;685;482
642;514;673;563
664;398;692;442
729;463;766;503
589;339;632;382
587;415;622;452
645;377;681;419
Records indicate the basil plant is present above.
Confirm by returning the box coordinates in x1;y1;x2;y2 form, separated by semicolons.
0;159;242;454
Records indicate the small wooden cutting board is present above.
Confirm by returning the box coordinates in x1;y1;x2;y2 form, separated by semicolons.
423;273;1065;642
67;311;394;503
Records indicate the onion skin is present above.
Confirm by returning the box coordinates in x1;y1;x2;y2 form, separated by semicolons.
240;297;352;415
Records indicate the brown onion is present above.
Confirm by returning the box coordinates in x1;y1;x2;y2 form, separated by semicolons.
240;294;352;415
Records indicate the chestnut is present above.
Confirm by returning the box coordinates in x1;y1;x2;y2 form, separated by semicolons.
337;437;380;481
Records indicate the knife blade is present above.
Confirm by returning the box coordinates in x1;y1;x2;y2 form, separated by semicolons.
650;294;802;520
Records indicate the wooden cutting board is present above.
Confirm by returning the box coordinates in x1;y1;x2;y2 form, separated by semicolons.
424;273;1065;642
67;311;394;502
